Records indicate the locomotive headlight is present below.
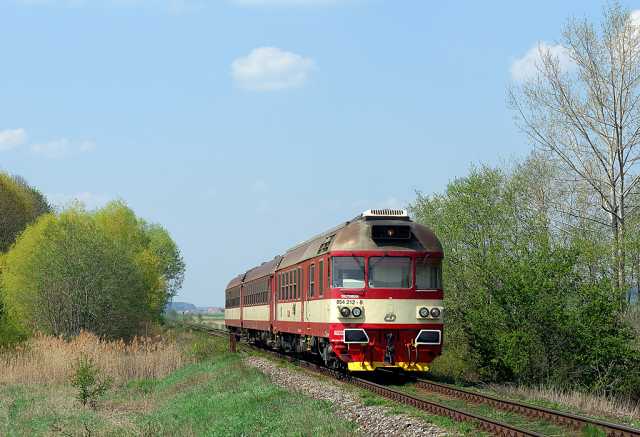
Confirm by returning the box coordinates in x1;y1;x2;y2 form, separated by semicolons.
430;307;441;318
351;307;363;318
340;307;351;318
419;307;430;318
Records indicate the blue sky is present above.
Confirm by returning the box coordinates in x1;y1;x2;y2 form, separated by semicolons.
0;0;629;306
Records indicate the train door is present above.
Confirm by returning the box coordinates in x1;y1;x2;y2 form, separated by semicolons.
273;272;279;324
305;263;315;328
239;284;243;328
269;274;274;330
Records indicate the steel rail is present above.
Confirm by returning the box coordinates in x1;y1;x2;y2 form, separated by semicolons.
178;322;547;436
414;378;640;437
181;322;640;436
291;357;545;437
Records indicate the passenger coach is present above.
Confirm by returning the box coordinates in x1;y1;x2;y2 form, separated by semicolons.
225;209;444;372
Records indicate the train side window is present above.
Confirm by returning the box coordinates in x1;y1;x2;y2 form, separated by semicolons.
294;269;298;299
416;259;442;290
283;272;287;300
318;261;324;296
293;269;297;299
309;264;315;297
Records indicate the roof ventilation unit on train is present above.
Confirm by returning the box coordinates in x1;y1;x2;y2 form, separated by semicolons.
362;209;409;220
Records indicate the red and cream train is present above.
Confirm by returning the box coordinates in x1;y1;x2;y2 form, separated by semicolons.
224;209;444;372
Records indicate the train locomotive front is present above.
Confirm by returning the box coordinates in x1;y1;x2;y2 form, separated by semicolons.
225;209;444;372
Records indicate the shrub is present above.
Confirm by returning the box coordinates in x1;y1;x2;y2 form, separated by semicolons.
1;202;185;339
70;354;112;408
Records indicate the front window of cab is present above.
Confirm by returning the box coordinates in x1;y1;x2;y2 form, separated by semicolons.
416;258;442;289
331;256;365;288
368;256;411;288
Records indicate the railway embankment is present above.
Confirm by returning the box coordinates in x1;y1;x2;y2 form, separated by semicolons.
245;355;448;437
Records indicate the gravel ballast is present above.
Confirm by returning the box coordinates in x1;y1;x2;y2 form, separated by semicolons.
244;356;448;437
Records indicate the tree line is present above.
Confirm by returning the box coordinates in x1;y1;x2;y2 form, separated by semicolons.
413;3;640;398
0;174;184;345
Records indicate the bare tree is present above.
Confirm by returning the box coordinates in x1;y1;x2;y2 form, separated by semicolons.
510;3;640;294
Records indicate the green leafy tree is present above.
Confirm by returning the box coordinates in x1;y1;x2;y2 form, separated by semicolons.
0;172;51;253
1;202;185;339
0;173;51;346
412;158;640;396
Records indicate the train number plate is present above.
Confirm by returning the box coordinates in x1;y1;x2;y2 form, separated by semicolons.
336;299;363;305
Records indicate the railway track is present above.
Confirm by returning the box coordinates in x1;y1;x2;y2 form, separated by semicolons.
413;378;640;437
180;322;640;437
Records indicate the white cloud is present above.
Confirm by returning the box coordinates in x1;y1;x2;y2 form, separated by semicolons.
231;47;315;91
510;41;574;82
0;128;27;151
48;192;112;210
31;138;96;158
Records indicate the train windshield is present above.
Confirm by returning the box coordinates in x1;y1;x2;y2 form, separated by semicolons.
331;256;365;288
416;258;442;289
368;256;411;288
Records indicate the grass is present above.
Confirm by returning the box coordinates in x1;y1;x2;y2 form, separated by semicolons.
399;384;569;436
425;325;640;429
481;384;640;429
0;330;188;386
0;329;355;436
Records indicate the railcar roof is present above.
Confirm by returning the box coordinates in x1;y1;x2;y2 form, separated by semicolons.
225;213;442;290
244;255;282;282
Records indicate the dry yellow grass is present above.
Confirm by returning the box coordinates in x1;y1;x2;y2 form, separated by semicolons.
0;330;189;386
489;383;640;421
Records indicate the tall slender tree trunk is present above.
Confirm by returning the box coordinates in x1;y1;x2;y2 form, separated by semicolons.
618;223;626;303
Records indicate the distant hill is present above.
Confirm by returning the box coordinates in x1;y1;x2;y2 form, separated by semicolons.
166;302;197;312
165;301;223;314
